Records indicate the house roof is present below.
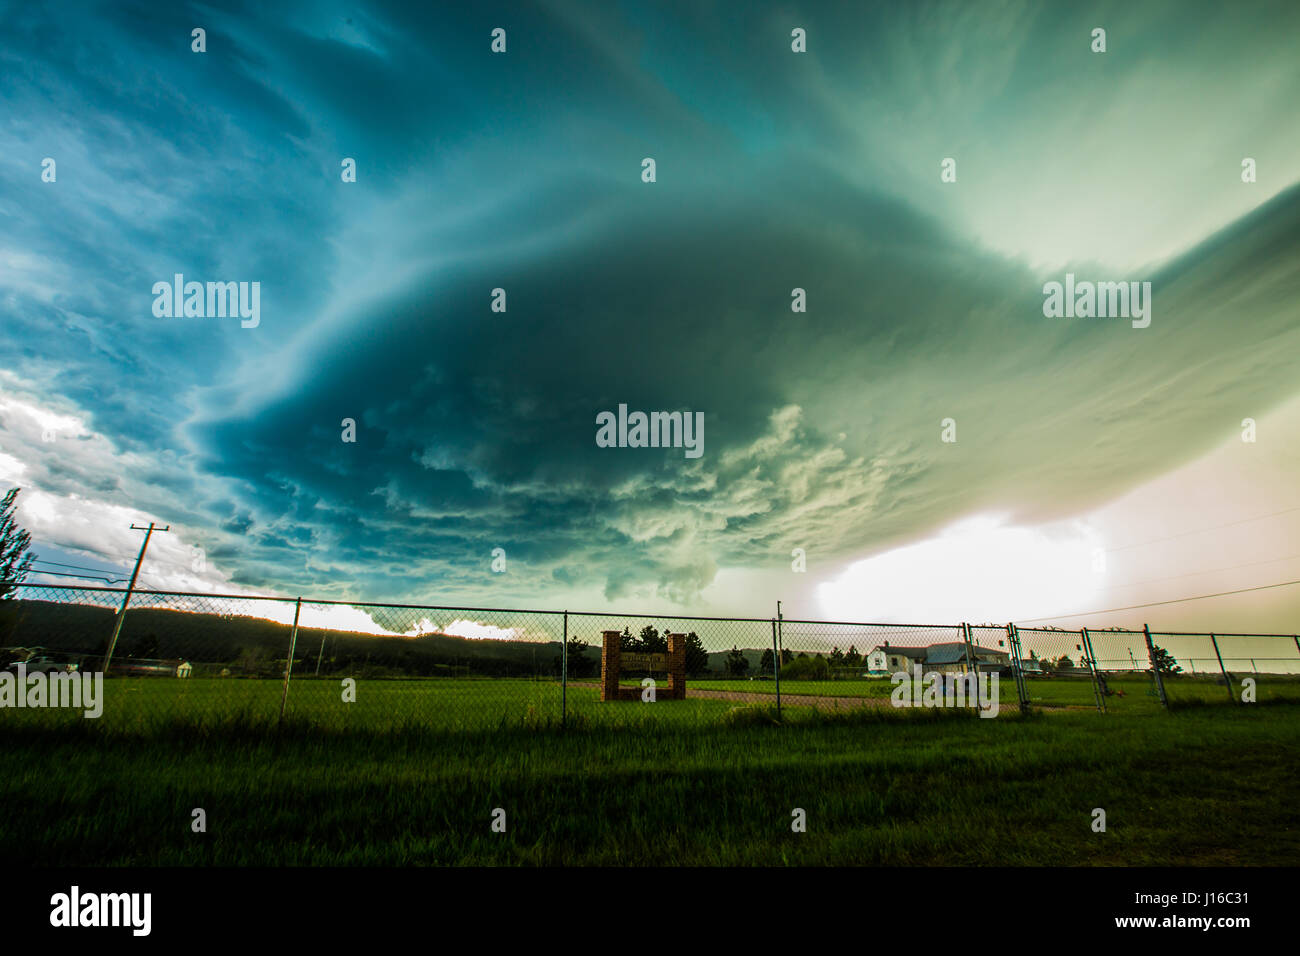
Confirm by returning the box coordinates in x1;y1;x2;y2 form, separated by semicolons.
924;643;972;664
871;644;928;659
889;642;1013;664
871;642;1010;664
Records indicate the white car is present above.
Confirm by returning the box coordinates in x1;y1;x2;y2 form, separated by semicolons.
6;656;76;673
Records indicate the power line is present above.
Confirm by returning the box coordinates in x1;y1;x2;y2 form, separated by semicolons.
1104;552;1300;590
30;568;126;584
1013;578;1300;624
32;558;123;576
1105;505;1300;553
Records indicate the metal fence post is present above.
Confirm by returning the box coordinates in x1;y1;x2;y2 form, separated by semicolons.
776;602;785;720
776;601;784;658
1143;623;1169;709
771;618;781;720
279;597;302;725
1209;634;1235;704
961;622;978;712
1007;623;1029;714
1081;628;1105;713
562;610;568;729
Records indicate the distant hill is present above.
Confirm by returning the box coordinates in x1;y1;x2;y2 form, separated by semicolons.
0;599;577;678
706;648;766;672
0;599;793;679
0;598;809;679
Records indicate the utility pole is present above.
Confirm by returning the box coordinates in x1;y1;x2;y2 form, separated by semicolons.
102;522;169;673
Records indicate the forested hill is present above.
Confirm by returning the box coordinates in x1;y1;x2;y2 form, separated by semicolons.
0;599;581;677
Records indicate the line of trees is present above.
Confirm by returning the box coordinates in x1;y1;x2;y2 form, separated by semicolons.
1027;645;1183;675
0;488;34;599
757;645;864;679
617;625;709;675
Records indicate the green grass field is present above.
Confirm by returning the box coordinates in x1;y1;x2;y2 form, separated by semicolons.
688;673;1298;713
5;673;1298;733
2;675;1298;866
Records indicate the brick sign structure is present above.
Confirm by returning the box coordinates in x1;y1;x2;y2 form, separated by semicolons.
600;630;687;701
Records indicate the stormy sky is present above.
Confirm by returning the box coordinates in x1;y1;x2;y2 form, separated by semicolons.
2;0;1298;633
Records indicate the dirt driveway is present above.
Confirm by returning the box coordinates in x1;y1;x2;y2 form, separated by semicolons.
683;687;1092;716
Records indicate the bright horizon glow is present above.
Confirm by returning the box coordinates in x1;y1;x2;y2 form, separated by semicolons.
255;607;529;641
816;515;1106;624
13;586;538;643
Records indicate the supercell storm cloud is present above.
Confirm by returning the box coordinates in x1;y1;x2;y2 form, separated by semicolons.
2;0;1298;626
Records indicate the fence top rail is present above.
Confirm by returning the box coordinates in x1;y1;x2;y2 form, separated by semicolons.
1150;631;1300;638
3;581;1297;641
563;608;770;623
0;582;979;629
780;618;968;630
6;581;773;623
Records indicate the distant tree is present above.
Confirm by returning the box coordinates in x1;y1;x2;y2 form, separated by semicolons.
554;637;595;678
1056;654;1073;671
684;632;708;676
640;625;668;654
829;646;845;668
759;648;774;675
234;644;268;674
1150;644;1183;675
0;488;34;599
133;633;161;659
619;626;638;652
780;648;794;666
844;645;862;668
781;654;829;680
725;646;749;676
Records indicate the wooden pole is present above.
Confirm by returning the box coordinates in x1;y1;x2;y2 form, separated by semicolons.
102;522;169;673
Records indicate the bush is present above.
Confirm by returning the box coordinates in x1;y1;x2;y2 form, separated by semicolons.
780;655;829;680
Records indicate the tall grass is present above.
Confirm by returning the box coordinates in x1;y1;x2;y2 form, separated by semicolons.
3;701;1297;866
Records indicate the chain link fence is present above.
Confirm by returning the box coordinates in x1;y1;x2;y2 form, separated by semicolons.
1151;631;1300;708
2;582;1298;730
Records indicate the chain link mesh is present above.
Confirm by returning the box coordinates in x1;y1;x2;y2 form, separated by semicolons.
3;582;1298;728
